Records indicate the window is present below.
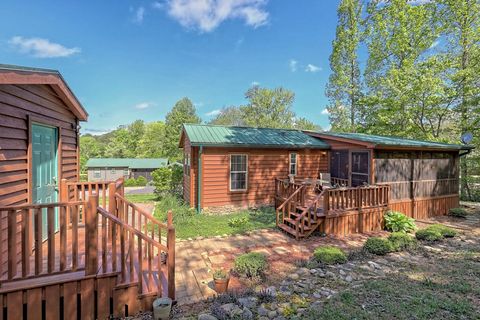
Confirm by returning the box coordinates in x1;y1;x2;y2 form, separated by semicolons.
185;153;191;176
351;151;370;187
230;154;247;191
93;170;101;179
289;152;297;176
110;168;116;174
123;168;129;176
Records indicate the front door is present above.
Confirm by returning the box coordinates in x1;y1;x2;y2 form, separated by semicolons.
32;123;59;239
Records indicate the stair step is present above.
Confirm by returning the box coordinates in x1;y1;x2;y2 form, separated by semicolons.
284;218;313;230
277;223;304;237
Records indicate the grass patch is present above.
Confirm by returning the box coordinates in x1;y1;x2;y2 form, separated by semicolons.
234;252;268;278
98;193;158;205
154;195;276;239
416;224;457;241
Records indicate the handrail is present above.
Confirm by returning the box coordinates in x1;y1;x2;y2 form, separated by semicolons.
97;207;167;252
114;193;168;229
0;200;84;211
276;184;305;211
294;190;325;238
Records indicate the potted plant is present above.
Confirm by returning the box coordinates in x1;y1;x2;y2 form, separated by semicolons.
213;269;230;293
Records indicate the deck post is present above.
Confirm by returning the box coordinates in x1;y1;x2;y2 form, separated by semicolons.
167;210;175;300
358;188;364;233
108;182;116;216
59;178;68;202
85;193;99;276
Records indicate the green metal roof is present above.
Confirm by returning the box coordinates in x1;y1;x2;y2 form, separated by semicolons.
319;132;474;150
0;63;59;74
85;158;168;169
182;124;330;149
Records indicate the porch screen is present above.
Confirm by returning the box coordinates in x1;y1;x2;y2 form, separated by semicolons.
230;154;248;191
330;150;349;180
351;151;369;187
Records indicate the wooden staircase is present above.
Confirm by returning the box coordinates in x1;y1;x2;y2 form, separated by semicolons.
276;185;326;239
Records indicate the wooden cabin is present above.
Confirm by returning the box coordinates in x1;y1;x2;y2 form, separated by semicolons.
0;65;175;319
180;124;473;238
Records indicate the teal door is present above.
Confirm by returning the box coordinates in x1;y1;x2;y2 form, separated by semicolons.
32;124;59;239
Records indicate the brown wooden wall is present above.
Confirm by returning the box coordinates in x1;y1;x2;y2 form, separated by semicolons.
197;147;328;209
0;84;80;263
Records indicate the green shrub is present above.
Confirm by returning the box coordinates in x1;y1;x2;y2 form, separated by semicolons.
136;176;147;186
448;207;468;218
428;224;457;238
234;252;267;278
415;228;443;241
152;166;183;196
313;246;347;264
388;232;417;251
228;216;249;228
384;210;416;233
364;237;394;255
154;194;195;224
124;178;137;187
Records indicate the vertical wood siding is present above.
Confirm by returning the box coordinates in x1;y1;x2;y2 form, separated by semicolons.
199;147;328;208
0;84;80;262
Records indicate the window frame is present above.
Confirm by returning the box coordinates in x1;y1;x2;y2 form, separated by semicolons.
123;168;129;176
93;169;101;179
229;153;248;192
110;168;116;174
350;150;370;186
184;153;191;176
289;152;298;176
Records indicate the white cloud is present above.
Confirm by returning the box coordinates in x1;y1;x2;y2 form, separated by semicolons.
133;6;146;23
305;64;321;73
152;1;164;9
9;36;80;58
163;0;269;32
134;102;154;109
321;109;329;115
408;0;432;5
206;109;221;116
251;81;260;86
289;59;298;72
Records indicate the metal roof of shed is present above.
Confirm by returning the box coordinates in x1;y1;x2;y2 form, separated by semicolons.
85;158;168;169
182;124;330;149
317;132;473;150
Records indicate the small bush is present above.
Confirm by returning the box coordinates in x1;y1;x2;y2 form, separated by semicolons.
415;228;443;241
124;178;137;187
313;246;347;264
428;224;457;238
448;207;468;218
212;269;228;280
234;252;267;278
364;237;394;255
228;216;249;228
136;176;147;186
384;210;416;233
388;232;417;251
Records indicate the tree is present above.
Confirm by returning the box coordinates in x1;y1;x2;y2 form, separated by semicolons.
325;0;363;132
240;86;295;128
137;121;166;157
293;117;322;131
441;0;480;198
209;106;245;126
361;0;444;138
164;98;201;160
151;165;183;197
79;135;101;172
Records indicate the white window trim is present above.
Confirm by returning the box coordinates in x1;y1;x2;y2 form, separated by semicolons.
93;169;101;178
229;154;248;191
289;152;298;176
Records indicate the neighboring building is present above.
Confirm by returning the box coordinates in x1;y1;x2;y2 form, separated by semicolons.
86;158;168;182
180;124;473;223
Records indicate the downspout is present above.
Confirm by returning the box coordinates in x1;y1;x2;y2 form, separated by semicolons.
197;146;203;213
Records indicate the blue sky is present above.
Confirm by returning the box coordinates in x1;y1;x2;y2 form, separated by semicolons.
0;0;341;134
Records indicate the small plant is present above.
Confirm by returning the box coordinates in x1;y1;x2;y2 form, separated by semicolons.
228;216;249;228
256;288;275;303
416;224;457;241
282;305;296;317
448;207;468;218
234;252;267;278
363;237;394;255
388;232;418;251
136;175;147;186
384;210;416;233
428;224;457;238
313;246;348;264
415;228;443;241
213;269;228;280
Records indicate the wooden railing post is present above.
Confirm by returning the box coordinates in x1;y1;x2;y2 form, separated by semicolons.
59;178;68;202
167;210;175;300
85;193;99;276
108;182;116;216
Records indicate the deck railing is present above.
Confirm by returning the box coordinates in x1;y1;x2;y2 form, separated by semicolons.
0;201;86;283
61;178;119;211
275;178;306;205
331;177;349;187
324;185;390;214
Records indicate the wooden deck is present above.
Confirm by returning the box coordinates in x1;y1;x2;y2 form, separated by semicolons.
275;178;390;239
0;179;175;319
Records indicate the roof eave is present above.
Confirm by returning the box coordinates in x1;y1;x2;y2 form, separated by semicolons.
0;68;88;121
189;142;330;149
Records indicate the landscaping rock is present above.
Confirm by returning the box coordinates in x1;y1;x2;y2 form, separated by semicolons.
237;297;258;309
242;308;253;320
288;273;300;280
267;310;277;319
198;314;218;320
257;306;269;316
